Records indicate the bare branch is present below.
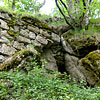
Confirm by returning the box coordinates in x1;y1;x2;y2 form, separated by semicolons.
60;0;76;25
55;0;73;28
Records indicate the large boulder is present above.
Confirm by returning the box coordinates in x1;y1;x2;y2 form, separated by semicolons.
79;50;100;86
64;53;86;83
41;49;58;71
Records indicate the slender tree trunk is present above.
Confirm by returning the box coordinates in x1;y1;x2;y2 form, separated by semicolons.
12;0;15;10
81;0;90;29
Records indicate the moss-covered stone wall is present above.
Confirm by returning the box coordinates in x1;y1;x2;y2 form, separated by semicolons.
0;9;61;71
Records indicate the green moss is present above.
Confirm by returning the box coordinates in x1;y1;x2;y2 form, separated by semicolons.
62;30;73;39
81;51;100;68
7;30;16;36
0;60;11;71
21;15;56;33
8;23;13;26
87;52;100;60
0;49;39;71
21;15;40;23
90;17;100;23
81;50;100;86
36;21;49;28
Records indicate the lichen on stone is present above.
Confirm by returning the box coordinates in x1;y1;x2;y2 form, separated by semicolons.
21;15;56;33
80;50;100;86
0;49;39;71
64;32;100;57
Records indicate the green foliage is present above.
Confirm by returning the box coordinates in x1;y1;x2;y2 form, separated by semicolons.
1;61;100;100
71;17;100;38
48;19;66;26
2;0;44;14
52;7;63;17
15;0;41;13
34;14;66;26
90;17;100;23
54;0;100;29
54;0;100;18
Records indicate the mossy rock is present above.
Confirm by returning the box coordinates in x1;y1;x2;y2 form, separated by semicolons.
80;50;100;86
0;49;40;71
7;30;16;36
21;15;56;33
62;30;73;40
63;31;100;57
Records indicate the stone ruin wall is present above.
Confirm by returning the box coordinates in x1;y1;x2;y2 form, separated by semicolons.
0;9;64;72
1;9;100;87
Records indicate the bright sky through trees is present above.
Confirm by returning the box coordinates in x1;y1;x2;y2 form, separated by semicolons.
38;0;56;14
0;1;4;6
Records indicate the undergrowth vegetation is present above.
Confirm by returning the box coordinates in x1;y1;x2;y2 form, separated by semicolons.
72;23;100;39
0;61;100;100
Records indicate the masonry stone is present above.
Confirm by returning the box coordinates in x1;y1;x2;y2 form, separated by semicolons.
0;44;16;56
0;19;9;30
36;35;48;45
16;36;31;44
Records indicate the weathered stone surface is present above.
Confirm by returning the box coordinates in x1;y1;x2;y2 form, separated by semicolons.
1;30;13;39
17;21;23;26
29;32;36;39
13;41;25;50
14;26;19;32
1;13;11;20
0;55;5;63
20;29;29;38
32;40;42;47
61;36;74;54
40;29;51;38
27;25;40;34
9;27;14;31
41;49;58;71
79;50;100;86
0;19;9;29
0;13;11;20
16;36;31;44
0;44;17;56
51;33;60;42
0;14;5;19
0;49;39;71
65;54;86;83
0;56;13;70
0;36;10;43
26;44;38;54
36;35;48;45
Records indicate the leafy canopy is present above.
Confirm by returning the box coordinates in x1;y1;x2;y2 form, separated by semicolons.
3;0;45;14
54;0;100;29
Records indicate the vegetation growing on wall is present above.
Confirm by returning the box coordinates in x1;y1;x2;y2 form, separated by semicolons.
1;0;100;100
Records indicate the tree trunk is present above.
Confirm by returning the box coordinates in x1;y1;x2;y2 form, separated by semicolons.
67;0;89;29
55;0;91;30
81;0;90;29
12;0;15;10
